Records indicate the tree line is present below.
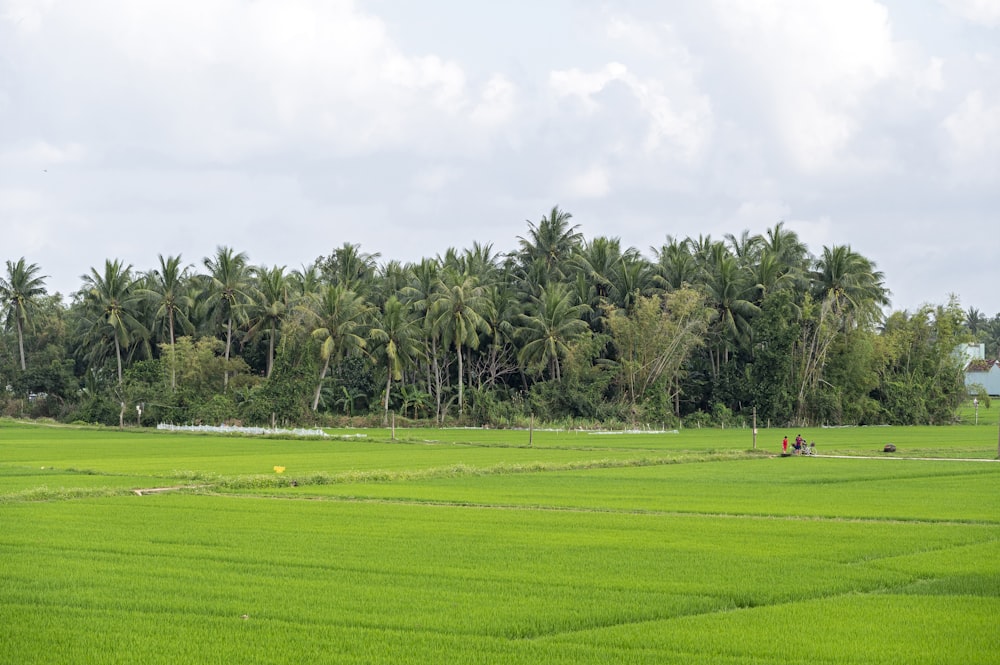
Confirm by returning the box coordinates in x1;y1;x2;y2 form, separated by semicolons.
0;209;984;428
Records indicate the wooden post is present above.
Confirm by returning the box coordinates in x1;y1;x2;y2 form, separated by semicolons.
392;412;396;441
752;407;757;450
529;414;533;448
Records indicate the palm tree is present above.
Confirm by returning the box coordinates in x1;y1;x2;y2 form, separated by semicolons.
462;242;500;283
202;246;253;389
429;269;491;416
725;229;763;266
401;258;445;419
319;242;380;294
760;221;809;271
517;282;591;382
517;205;583;284
750;251;798;306
138;254;194;390
0;258;48;371
78;259;146;385
373;260;409;308
303;285;371;411
811;244;890;330
369;295;421;422
965;307;984;337
609;250;655;313
479;281;521;388
290;262;322;299
703;252;759;376
653;236;699;291
247;265;290;378
570;236;624;324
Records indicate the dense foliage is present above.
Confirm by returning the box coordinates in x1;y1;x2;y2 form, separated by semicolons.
0;212;983;427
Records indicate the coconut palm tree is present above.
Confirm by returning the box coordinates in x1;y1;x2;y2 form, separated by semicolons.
0;258;48;371
303;285;371;411
290;262;322;299
517;282;591;382
702;251;759;376
517;205;583;284
202;246;253;389
138;254;194;390
965;307;984;337
369;295;421;422
319;242;380;294
652;236;699;291
760;221;809;271
570;236;624;324
429;269;491;416
78;259;146;385
401;258;446;420
811;244;890;330
246;265;290;378
609;250;655;313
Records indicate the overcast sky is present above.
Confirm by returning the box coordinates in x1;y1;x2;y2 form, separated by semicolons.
1;0;998;313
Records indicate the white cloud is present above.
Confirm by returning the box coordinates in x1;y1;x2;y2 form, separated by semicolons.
0;0;54;33
939;0;1000;27
563;165;611;199
549;62;712;162
0;187;57;254
7;0;496;160
470;75;517;128
411;165;460;193
731;200;791;228
711;0;896;171
0;141;87;167
943;90;1000;180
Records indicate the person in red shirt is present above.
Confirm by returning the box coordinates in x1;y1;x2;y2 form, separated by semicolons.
782;436;788;453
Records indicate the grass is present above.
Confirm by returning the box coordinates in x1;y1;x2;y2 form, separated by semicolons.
1;420;998;663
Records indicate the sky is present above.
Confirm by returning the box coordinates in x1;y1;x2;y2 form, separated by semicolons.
1;0;998;314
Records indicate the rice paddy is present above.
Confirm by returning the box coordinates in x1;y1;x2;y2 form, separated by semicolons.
1;420;997;663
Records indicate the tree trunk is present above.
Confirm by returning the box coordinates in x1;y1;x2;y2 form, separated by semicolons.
456;339;464;416
223;317;232;390
312;356;331;411
431;338;443;423
383;373;392;425
114;333;124;385
267;323;276;378
16;314;26;371
168;312;176;391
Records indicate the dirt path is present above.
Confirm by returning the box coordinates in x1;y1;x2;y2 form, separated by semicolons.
132;485;207;496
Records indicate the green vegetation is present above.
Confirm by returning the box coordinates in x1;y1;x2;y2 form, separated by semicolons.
1;218;993;429
1;422;998;663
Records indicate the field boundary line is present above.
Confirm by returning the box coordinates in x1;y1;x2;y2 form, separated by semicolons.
132;485;208;496
203;492;998;526
814;454;999;462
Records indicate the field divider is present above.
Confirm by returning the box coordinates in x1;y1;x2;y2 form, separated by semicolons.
195;492;999;528
205;453;758;492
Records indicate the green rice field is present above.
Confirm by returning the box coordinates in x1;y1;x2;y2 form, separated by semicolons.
1;420;998;663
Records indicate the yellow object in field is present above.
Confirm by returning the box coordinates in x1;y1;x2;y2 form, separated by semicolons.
273;466;285;474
